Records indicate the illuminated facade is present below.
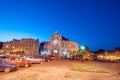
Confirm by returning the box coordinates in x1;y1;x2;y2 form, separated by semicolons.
95;48;120;61
40;32;78;56
2;38;39;55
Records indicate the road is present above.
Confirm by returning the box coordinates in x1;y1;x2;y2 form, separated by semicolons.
0;60;120;80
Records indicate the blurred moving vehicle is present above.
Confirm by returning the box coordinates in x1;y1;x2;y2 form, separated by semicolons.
0;58;18;72
8;57;31;67
25;57;44;64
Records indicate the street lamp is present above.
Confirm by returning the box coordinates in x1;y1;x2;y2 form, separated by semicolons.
5;45;10;55
80;46;85;50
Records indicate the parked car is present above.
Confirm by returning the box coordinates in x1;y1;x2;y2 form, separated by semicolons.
48;55;56;60
44;56;55;62
8;57;31;67
25;57;45;64
0;55;7;58
0;58;18;72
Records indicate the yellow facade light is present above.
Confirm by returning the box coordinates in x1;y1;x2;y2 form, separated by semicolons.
12;46;15;48
6;45;9;48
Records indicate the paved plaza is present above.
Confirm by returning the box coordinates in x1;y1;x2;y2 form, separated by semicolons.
0;60;120;80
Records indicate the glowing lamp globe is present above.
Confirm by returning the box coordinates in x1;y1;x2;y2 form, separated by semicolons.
80;46;85;50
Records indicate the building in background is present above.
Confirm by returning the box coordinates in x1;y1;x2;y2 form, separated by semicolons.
40;42;50;55
40;32;78;57
2;38;39;56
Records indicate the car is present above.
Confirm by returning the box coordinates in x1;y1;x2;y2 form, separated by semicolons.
25;57;45;64
0;58;18;72
49;56;56;60
0;55;7;58
8;57;31;67
44;56;55;62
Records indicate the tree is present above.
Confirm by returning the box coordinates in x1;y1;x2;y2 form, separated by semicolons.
79;46;94;61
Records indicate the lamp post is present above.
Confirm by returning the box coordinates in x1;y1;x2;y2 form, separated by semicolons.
80;46;86;51
6;45;10;55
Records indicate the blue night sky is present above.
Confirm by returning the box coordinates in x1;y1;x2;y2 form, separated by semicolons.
0;0;120;51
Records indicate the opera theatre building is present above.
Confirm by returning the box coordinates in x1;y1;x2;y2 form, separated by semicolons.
40;32;78;57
